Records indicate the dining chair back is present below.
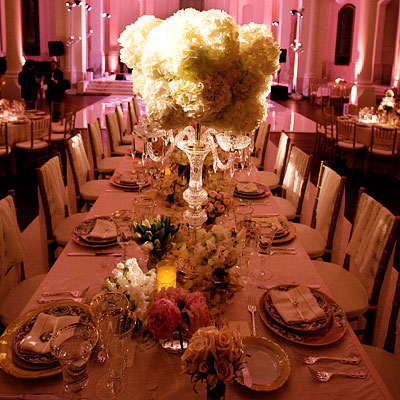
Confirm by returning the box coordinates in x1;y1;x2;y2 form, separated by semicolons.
116;104;127;137
313;188;399;345
66;133;109;211
273;131;291;186
294;161;346;261
88;118;122;179
0;122;11;179
329;86;342;109
105;111;131;156
276;145;312;220
252;122;270;170
24;99;38;111
368;125;398;179
50;101;65;123
15;116;51;171
0;190;46;326
116;103;135;145
37;156;87;267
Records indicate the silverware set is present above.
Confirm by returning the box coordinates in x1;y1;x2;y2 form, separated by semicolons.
296;352;368;382
37;287;90;304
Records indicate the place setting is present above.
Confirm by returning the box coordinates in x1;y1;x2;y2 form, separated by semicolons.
234;181;271;199
109;170;150;191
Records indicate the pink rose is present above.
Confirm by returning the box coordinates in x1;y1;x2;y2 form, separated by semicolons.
208;211;215;218
217;205;225;214
184;292;210;333
149;298;181;340
214;200;222;208
205;203;215;212
208;190;217;198
215;193;222;200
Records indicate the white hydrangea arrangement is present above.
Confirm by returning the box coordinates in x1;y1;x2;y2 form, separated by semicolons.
102;258;157;321
119;8;280;135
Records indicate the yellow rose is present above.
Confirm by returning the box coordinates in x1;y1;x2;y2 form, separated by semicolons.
214;328;235;357
186;334;209;363
214;357;234;382
199;360;211;374
207;373;219;389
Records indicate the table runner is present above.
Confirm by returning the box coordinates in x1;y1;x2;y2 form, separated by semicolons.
0;157;393;399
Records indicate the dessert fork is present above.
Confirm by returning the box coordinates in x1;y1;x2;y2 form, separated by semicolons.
247;296;257;336
309;367;368;382
297;352;361;365
41;286;89;298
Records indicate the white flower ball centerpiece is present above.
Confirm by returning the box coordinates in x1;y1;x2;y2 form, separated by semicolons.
119;9;280;231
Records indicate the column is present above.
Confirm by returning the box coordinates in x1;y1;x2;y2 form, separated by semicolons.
354;0;378;108
2;0;23;99
390;2;400;90
302;0;319;97
70;0;87;84
277;0;292;88
88;0;104;78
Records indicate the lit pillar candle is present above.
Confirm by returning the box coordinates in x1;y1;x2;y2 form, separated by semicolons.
156;260;177;292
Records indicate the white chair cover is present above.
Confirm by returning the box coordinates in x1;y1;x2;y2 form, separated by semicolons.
40;157;68;234
69;134;91;188
88;120;104;165
346;193;395;278
106;112;121;151
282;146;310;209
315;166;343;242
0;195;24;303
274;132;289;177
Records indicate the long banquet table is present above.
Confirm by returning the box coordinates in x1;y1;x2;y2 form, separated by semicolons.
0;157;393;399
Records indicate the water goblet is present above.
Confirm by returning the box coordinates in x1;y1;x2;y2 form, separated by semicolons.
94;308;136;400
234;204;256;256
133;196;155;222
111;210;134;262
254;222;277;280
50;323;99;399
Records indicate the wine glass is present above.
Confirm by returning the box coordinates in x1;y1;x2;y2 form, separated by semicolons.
254;222;277;280
111;210;134;262
94;308;136;400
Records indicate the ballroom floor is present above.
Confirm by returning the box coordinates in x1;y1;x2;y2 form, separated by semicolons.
1;94;400;231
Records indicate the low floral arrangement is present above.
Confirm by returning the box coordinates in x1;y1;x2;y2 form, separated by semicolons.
132;215;180;254
161;169;188;206
102;258;157;321
148;287;210;341
203;189;232;224
181;326;244;395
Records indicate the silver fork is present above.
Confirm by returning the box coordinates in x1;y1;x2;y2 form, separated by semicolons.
41;286;89;298
247;296;257;336
297;352;361;365
309;367;368;382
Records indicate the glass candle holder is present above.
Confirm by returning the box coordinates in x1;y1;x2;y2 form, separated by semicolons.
156;259;177;292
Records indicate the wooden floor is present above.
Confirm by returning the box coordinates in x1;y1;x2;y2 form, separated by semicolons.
1;95;400;230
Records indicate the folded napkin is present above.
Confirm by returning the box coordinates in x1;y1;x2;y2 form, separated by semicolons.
263;217;283;232
20;312;80;354
88;219;117;239
236;182;259;194
269;285;325;325
119;171;138;184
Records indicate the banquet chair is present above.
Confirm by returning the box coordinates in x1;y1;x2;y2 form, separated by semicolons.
362;242;400;400
251;122;270;170
274;145;312;221
15;116;51;170
313;108;336;168
116;104;134;145
312;189;399;345
37;156;87;266
334;118;366;175
258;131;291;191
0;122;11;182
293;162;346;261
367;125;398;180
88;118;123;179
328;86;342;109
0;191;46;327
50;101;65;123
105;111;132;156
66;133;109;211
24;99;38;111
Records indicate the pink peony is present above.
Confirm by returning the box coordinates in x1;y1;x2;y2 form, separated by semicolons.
158;287;187;304
149;298;182;340
185;292;210;333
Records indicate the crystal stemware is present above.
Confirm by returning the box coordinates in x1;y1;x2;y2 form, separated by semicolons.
111;210;134;262
254;222;277;280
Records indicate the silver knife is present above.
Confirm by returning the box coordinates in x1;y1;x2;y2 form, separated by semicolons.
67;252;122;257
37;297;83;304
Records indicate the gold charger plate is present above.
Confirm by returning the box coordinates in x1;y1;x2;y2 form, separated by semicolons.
110;175;150;191
0;301;92;379
236;336;290;391
252;216;296;244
